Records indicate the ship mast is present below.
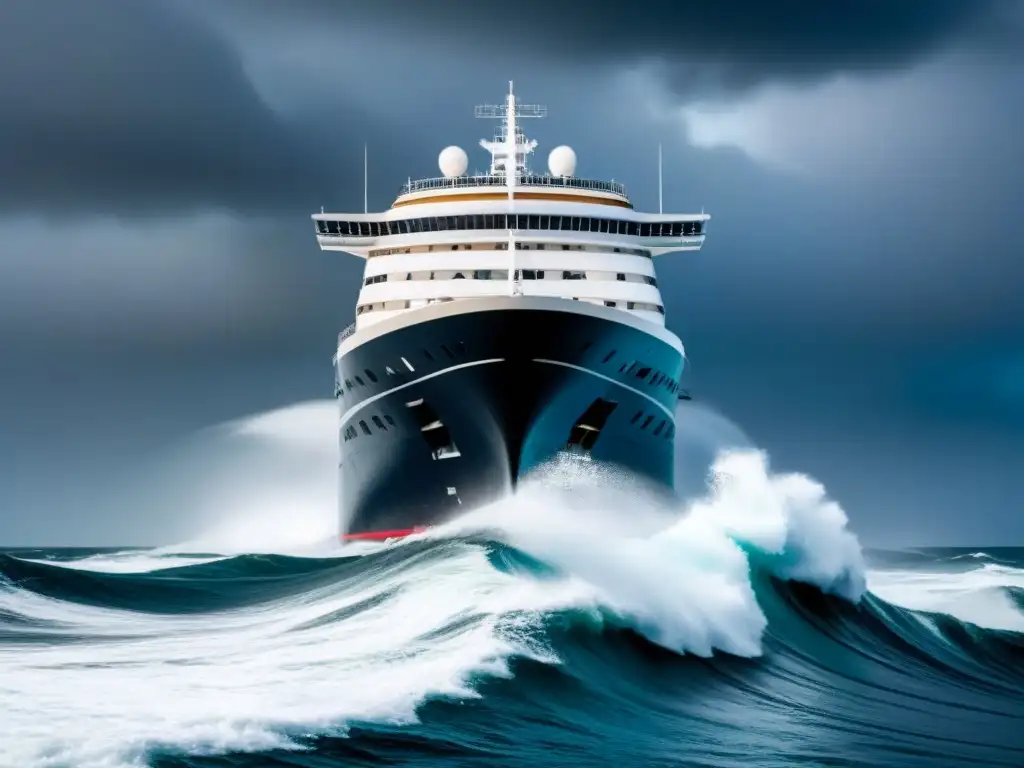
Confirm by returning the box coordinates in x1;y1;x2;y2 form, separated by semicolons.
475;82;546;295
475;82;546;198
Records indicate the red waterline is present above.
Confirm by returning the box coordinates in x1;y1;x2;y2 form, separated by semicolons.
340;526;428;542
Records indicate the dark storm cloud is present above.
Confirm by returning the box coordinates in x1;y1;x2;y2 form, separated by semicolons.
0;0;337;216
222;0;1017;94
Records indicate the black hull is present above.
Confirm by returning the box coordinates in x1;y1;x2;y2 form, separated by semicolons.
335;299;684;537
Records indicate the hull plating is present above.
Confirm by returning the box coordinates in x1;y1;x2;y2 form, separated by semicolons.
335;301;683;537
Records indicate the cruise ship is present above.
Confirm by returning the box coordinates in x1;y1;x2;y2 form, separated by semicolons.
312;84;709;541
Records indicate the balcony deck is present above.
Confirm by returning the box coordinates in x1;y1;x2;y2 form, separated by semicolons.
400;174;627;198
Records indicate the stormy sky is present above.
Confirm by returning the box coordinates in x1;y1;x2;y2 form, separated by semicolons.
1;0;1022;546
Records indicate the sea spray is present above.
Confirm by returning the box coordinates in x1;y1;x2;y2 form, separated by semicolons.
430;447;865;658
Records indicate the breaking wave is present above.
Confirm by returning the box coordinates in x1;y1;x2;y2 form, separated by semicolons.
1;401;1021;767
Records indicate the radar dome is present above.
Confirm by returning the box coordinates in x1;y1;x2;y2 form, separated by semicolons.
548;145;577;177
438;145;468;178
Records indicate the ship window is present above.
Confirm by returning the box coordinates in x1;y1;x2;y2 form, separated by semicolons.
359;420;372;436
636;367;651;380
528;215;540;229
559;216;572;231
694;222;703;235
627;221;639;236
440;344;454;359
683;221;695;236
364;369;378;383
401;357;415;372
345;379;353;390
562;271;586;280
616;273;626;281
354;375;365;386
631;410;643;424
496;214;508;229
457;216;467;230
325;220;338;235
671;222;683;236
384;414;396;427
484;214;495;229
372;416;387;431
641;415;654;430
562;244;570;250
540;215;550;229
405;399;461;460
423;349;434;361
566;397;618;452
640;223;651;237
604;301;616;307
522;269;537;280
602;350;616;363
473;269;491;280
653;420;665;437
398;220;409;234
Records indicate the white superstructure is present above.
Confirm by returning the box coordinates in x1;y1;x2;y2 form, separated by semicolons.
313;83;709;334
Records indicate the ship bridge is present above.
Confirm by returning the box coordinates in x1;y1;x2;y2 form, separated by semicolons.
312;82;709;334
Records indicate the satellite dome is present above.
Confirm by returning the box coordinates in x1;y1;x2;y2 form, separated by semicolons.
548;145;577;177
438;145;468;178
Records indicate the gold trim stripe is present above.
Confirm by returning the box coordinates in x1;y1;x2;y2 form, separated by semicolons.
392;191;633;209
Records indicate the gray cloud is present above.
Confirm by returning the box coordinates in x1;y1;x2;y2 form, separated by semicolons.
0;0;338;217
215;0;1018;96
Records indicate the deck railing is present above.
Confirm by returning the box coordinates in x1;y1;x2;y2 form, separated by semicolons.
337;322;357;346
400;174;627;197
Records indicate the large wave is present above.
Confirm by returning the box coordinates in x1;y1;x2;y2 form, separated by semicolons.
1;401;1021;768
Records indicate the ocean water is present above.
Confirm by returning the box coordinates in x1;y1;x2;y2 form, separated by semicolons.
1;405;1022;767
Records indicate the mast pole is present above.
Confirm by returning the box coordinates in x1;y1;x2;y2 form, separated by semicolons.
363;143;368;214
658;142;663;215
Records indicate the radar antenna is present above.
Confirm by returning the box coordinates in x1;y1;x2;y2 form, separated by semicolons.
476;81;546;199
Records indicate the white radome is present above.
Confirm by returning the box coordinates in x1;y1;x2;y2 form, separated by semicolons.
548;145;577;177
438;145;469;178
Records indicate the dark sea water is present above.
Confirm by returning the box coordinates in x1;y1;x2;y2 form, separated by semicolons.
2;450;1023;767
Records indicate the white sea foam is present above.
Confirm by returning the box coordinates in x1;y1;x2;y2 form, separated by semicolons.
18;551;228;574
0;399;871;767
868;562;1024;633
